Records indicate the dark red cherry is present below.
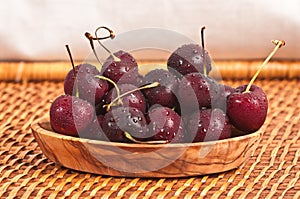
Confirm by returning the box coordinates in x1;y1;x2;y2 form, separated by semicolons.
101;107;148;142
220;84;235;98
227;85;268;133
80;115;106;140
78;74;109;105
134;74;144;87
64;63;109;104
214;84;235;111
167;44;212;76
50;95;95;137
147;107;185;143
101;50;139;84
177;73;219;112
64;63;98;95
185;108;231;142
142;69;179;109
225;40;284;133
100;83;147;114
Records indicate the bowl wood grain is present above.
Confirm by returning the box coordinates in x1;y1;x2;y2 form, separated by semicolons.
31;118;261;177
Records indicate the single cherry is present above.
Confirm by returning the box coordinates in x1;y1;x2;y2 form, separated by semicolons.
227;40;285;133
142;69;179;109
80;115;106;140
101;107;148;142
147;107;185;143
64;63;96;96
185;108;231;142
64;45;109;104
64;63;109;104
227;85;268;133
167;27;212;76
177;72;219;112
101;50;139;84
50;95;95;137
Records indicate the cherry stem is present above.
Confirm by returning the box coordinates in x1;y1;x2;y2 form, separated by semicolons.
201;26;207;76
95;26;121;62
124;132;168;144
244;40;285;93
65;45;75;76
65;45;79;98
104;82;160;111
85;32;103;67
94;75;122;106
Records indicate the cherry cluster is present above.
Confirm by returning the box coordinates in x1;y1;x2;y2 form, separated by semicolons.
49;26;285;144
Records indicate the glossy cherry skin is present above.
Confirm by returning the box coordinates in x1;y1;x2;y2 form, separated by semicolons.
185;108;231;142
134;74;144;87
64;63;109;104
101;50;139;85
167;43;212;76
147;107;185;143
214;84;235;111
80;115;106;140
227;84;268;133
100;84;147;114
177;73;219;112
78;73;109;105
64;63;98;95
142;69;179;109
101;107;148;142
50;95;95;137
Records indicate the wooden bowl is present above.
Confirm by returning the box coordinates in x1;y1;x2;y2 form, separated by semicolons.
31;118;262;178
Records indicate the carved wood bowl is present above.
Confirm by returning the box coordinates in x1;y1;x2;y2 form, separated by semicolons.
31;118;262;178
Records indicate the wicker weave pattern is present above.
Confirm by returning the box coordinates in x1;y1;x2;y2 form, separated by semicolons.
0;61;300;81
0;63;300;198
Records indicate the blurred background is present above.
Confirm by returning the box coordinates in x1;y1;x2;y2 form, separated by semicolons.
0;0;299;61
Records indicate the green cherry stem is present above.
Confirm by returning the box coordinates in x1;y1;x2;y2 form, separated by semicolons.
244;40;285;93
104;82;160;111
124;132;168;144
95;26;121;62
94;75;122;106
65;45;79;98
201;26;207;77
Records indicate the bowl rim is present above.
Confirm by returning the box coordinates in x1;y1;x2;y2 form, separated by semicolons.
31;117;262;149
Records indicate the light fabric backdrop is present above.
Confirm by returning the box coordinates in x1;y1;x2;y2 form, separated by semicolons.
0;0;299;61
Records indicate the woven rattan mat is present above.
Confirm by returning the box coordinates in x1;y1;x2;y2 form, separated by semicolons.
0;61;300;198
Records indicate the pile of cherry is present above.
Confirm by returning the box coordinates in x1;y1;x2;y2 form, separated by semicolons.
49;27;285;144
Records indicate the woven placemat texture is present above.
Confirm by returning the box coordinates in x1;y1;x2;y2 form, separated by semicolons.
0;60;300;81
0;63;300;198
